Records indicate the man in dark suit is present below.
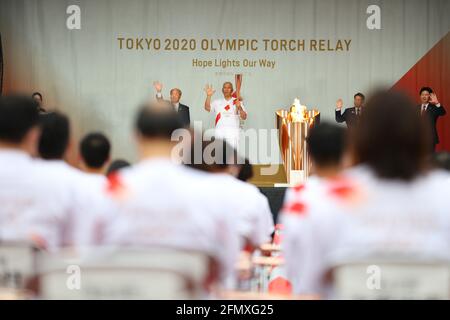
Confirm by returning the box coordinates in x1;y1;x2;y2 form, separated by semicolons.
32;92;47;113
417;87;446;152
153;81;190;127
335;92;365;129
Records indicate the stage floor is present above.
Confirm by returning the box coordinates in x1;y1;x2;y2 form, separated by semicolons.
248;164;289;224
249;164;287;187
258;187;287;225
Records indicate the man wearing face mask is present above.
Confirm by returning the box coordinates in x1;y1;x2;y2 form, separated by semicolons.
417;87;446;152
204;81;247;149
153;81;190;127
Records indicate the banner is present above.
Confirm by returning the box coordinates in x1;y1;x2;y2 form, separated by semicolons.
0;0;449;162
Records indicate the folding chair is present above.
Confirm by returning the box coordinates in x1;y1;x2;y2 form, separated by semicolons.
0;241;38;298
332;262;450;299
37;246;213;300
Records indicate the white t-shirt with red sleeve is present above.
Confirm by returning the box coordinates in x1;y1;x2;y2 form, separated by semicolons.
210;97;246;130
102;158;241;283
280;167;450;298
210;97;246;148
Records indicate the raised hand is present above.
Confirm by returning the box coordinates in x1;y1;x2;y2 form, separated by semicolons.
336;98;343;110
204;84;215;97
153;81;163;92
430;93;439;105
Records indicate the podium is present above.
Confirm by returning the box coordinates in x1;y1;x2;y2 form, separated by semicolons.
276;108;320;186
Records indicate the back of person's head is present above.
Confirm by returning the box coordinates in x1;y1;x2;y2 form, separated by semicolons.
307;122;347;168
237;158;254;182
352;89;430;181
80;132;111;169
185;138;242;173
0;95;40;144
106;159;131;176
38;112;70;160
135;101;183;139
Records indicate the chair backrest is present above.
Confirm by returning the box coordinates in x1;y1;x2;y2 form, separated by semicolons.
0;241;37;291
333;262;450;300
37;247;212;300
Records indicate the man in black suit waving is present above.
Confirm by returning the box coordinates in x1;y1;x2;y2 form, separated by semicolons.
335;92;365;129
418;87;446;152
153;81;190;127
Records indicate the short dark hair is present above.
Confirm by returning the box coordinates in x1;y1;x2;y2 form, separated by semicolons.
419;87;433;95
237;158;254;182
306;122;347;167
80;132;111;168
38;112;70;159
32;92;43;100
185;138;242;173
106;159;131;176
352;89;430;181
0;95;40;143
135;101;183;139
354;92;365;100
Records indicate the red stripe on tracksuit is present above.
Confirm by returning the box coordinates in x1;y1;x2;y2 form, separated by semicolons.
215;113;221;126
215;94;238;126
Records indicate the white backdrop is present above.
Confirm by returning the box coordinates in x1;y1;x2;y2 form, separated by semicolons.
1;0;449;163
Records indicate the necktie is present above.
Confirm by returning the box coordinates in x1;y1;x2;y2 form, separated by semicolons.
421;105;426;116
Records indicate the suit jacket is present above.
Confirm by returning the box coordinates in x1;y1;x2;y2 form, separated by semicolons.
418;103;446;145
156;94;191;127
177;103;190;128
335;107;361;128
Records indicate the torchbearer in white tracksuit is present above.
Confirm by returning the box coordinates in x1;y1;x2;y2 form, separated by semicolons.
204;75;247;149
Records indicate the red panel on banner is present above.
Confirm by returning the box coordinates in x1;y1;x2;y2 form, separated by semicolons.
392;32;450;151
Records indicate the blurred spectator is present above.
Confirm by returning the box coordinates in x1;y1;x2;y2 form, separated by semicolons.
79;132;111;175
281;90;450;298
106;159;131;176
38;112;70;160
36;111;113;248
186;138;274;251
306;122;347;180
0;96;66;248
103;101;240;286
237;158;254;182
